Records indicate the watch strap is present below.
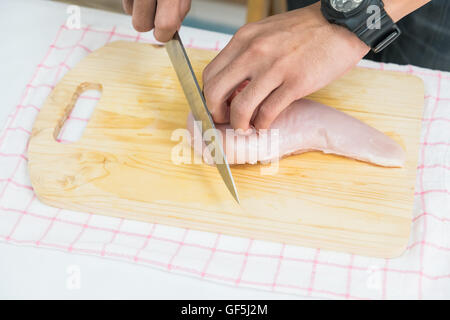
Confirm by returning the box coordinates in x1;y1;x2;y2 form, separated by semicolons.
353;6;401;53
321;0;401;53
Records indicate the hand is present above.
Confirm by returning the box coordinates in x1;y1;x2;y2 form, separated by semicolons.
122;0;191;42
202;2;370;131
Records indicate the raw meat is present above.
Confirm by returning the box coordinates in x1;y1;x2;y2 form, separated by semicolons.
186;99;405;167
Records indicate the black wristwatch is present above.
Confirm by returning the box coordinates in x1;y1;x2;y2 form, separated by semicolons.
320;0;401;53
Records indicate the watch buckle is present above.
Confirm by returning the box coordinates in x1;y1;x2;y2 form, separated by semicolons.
373;25;401;53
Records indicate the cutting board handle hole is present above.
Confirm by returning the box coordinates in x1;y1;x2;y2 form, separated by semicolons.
54;82;102;143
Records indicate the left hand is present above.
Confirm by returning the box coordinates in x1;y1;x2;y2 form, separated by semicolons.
202;2;370;131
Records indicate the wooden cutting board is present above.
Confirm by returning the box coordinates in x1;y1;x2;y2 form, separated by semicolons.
28;41;424;258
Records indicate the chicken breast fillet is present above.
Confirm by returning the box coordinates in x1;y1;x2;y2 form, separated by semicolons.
186;99;405;167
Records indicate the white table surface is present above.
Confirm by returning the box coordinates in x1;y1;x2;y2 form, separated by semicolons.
0;0;302;300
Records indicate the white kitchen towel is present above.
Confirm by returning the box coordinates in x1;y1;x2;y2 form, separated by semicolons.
1;24;449;300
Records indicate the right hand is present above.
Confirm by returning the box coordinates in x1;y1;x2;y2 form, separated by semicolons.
202;3;369;131
122;0;192;42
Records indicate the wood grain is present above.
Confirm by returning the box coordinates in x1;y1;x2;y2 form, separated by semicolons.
28;41;424;258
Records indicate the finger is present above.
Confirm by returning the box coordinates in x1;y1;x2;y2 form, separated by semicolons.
202;41;241;88
122;0;133;15
253;84;297;130
202;26;256;85
230;74;282;130
203;55;252;124
132;0;156;32
154;0;182;42
179;0;191;20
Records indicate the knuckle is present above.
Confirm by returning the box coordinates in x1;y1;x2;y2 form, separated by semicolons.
248;37;269;55
233;28;246;41
234;23;255;41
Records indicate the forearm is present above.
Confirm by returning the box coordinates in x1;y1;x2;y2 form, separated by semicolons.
384;0;431;22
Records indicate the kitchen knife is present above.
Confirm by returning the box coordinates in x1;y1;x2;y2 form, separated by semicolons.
165;31;240;204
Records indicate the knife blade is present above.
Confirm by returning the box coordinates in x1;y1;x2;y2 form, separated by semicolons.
165;32;240;204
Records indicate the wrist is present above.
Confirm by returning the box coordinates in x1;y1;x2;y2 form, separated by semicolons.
383;0;403;22
331;23;371;56
383;0;431;22
309;2;370;55
320;0;404;53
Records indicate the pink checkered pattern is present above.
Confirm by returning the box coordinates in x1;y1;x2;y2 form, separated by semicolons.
1;25;449;300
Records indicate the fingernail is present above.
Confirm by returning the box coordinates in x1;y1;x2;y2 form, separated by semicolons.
235;127;255;136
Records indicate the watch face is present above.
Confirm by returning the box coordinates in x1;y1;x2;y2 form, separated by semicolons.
330;0;364;13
